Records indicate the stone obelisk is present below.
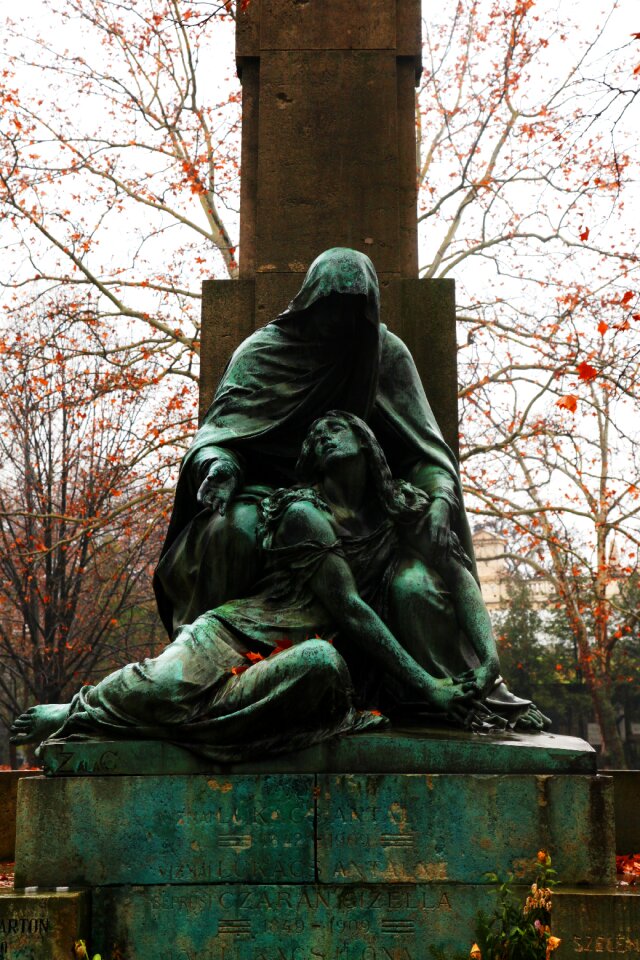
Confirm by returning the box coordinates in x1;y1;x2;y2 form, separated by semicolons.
200;0;459;454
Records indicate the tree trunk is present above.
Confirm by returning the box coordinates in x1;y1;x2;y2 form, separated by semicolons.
590;677;626;769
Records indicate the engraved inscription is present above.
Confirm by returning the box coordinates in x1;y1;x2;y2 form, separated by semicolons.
161;858;308;882
573;935;640;954
0;917;50;935
218;920;252;937
112;884;465;960
217;835;252;848
50;748;119;774
381;919;416;935
380;834;415;848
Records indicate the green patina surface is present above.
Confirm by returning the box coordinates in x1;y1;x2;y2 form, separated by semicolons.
0;888;89;960
90;882;498;960
15;770;613;889
317;773;614;886
15;774;315;888
39;726;596;777
87;884;640;960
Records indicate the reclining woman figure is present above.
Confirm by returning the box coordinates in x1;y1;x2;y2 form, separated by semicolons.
11;412;540;760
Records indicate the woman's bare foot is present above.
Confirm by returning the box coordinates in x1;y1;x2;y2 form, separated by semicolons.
10;704;70;745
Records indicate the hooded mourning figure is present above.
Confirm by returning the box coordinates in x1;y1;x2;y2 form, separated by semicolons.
155;247;473;638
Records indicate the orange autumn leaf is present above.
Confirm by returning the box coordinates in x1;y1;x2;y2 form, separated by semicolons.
577;361;597;382
597;320;608;335
231;664;251;676
622;290;634;305
245;651;265;663
556;394;577;413
579;226;589;241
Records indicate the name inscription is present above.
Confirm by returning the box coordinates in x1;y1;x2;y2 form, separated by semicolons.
573;935;640;954
0;917;50;936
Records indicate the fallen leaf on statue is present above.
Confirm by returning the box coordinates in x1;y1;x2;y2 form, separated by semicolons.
231;664;250;676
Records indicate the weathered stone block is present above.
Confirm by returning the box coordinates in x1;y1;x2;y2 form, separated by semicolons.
0;888;89;960
90;883;497;959
317;774;614;885
256;50;402;275
259;0;397;51
0;772;39;861
397;279;458;456
15;774;315;888
199;278;255;421
554;887;640;958
609;771;640;854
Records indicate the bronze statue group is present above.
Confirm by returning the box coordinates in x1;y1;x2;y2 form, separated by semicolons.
12;250;549;758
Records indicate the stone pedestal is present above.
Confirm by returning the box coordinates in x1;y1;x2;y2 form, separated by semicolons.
11;728;623;957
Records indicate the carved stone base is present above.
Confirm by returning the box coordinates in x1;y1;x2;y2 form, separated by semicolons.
15;768;614;891
12;731;619;957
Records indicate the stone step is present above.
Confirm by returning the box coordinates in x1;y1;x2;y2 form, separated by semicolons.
15;771;614;888
0;888;89;960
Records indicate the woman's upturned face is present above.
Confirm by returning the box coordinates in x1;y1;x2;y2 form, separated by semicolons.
311;417;362;469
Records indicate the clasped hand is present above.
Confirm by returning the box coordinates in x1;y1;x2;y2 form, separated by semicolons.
197;461;239;516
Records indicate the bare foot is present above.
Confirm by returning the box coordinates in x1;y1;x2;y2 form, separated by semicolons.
10;704;70;745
